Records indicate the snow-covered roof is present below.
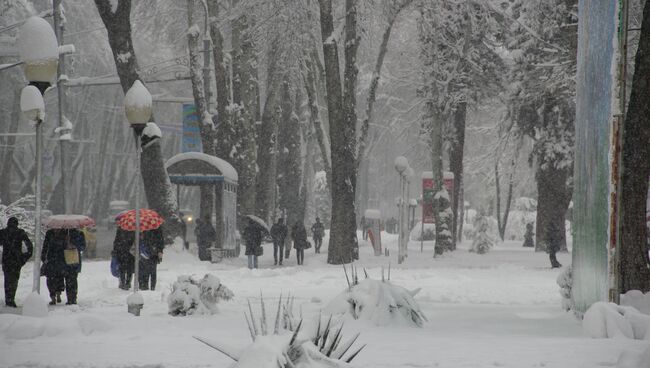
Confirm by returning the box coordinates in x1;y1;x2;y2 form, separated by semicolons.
364;209;381;219
165;152;238;182
421;171;454;180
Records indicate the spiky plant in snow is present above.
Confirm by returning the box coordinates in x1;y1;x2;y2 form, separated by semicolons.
194;294;365;368
325;264;427;327
168;274;233;316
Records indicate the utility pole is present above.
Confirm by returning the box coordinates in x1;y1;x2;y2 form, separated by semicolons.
53;0;71;214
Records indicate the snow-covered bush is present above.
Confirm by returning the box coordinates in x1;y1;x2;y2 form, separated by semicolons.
324;268;427;327
557;265;574;314
583;301;650;340
168;274;233;316
409;222;435;241
195;296;365;368
470;213;493;254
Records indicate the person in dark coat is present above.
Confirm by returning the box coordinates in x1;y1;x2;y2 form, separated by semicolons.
270;218;288;265
310;217;325;254
522;223;534;248
179;212;188;250
291;221;309;265
42;228;86;305
138;227;164;290
547;221;563;268
243;218;263;269
112;228;135;290
0;217;33;307
195;216;217;261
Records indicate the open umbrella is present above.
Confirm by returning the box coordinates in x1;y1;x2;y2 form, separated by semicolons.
44;214;96;229
117;209;164;231
244;214;270;233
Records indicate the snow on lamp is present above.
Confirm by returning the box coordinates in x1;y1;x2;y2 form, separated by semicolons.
17;16;58;93
20;85;45;122
124;80;152;135
404;167;415;182
394;156;409;174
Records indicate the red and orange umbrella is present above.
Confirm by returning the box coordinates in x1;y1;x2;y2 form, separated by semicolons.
116;209;164;231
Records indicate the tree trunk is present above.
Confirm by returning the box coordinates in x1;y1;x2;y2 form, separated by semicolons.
229;10;259;218
535;163;571;253
278;78;303;232
187;0;216;222
0;90;20;203
620;0;650;293
303;54;331;182
448;101;466;248
430;111;453;255
319;0;359;264
94;0;181;239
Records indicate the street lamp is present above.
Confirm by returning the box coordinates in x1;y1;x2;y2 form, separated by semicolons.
124;80;152;316
18;16;58;313
394;156;409;264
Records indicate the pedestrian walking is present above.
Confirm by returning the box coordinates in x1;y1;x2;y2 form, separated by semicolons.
0;217;33;308
311;217;325;254
112;228;135;290
139;227;164;290
360;216;367;240
195;216;217;261
243;218;264;269
41;228;86;305
292;221;309;265
547;222;563;268
179;212;189;250
270;218;288;265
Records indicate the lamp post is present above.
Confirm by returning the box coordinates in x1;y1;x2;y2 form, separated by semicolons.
394;156;409;264
124;80;152;316
18;16;59;297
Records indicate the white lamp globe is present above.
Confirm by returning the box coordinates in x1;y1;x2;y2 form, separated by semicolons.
394;156;409;174
124;80;153;126
20;85;45;121
18;16;59;83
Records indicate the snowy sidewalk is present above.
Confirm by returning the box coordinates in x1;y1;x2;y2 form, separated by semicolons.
0;235;644;368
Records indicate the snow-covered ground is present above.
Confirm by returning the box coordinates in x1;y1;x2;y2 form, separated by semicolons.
0;232;645;368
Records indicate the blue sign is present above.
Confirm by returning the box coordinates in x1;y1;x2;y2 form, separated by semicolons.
182;103;202;152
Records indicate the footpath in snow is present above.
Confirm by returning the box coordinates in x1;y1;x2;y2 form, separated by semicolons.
0;232;645;368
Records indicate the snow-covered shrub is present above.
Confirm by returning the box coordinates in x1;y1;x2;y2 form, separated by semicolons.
195;296;365;368
583;301;650;340
168;274;233;316
324;268;426;327
409;222;435;241
557;265;574;314
470;213;493;254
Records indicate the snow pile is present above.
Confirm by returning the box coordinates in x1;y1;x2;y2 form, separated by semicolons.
21;292;48;317
168;274;233;316
325;275;426;327
621;290;650;315
0;313;111;340
617;345;650;368
583;301;650;340
557;265;574;313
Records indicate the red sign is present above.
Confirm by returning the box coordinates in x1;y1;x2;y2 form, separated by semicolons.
422;173;454;224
